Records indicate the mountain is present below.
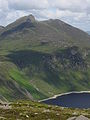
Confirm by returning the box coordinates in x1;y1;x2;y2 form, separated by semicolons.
0;14;90;101
0;15;90;51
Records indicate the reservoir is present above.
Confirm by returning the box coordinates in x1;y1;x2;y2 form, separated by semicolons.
42;92;90;109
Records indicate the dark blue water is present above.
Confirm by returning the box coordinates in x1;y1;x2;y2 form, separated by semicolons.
43;93;90;108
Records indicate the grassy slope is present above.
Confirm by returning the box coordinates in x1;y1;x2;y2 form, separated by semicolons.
0;60;46;101
9;69;46;100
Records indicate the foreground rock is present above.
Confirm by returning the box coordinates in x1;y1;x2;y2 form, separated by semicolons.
67;115;90;120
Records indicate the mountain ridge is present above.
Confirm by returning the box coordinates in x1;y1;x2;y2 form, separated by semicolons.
0;15;90;50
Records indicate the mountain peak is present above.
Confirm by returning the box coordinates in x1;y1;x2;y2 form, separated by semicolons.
26;14;36;22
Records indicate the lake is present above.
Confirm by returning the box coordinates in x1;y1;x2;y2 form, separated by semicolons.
42;92;90;109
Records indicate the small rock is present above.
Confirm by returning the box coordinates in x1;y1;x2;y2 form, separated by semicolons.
67;115;90;120
0;117;6;119
72;112;78;115
67;117;76;120
26;115;29;118
61;107;64;110
19;113;23;116
34;113;38;115
56;113;60;116
42;109;50;113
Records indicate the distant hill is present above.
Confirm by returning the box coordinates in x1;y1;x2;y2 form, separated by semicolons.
0;15;90;101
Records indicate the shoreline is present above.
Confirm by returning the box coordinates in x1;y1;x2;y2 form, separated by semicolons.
39;91;90;102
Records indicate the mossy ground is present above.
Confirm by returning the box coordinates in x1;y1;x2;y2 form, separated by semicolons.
0;101;90;120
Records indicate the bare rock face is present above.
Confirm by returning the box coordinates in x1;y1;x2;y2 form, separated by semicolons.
27;14;36;22
67;115;90;120
76;115;90;120
0;26;4;33
0;26;4;29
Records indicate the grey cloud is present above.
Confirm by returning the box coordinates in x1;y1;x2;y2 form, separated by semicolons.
8;0;49;10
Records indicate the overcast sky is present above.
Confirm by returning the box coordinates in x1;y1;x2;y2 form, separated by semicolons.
0;0;90;31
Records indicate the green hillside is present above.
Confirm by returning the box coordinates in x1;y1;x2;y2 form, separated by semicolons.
0;15;90;101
